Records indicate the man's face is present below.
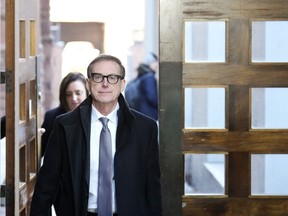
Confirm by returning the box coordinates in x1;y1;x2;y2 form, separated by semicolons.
88;60;125;107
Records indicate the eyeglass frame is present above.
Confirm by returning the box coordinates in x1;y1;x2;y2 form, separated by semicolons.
89;72;124;84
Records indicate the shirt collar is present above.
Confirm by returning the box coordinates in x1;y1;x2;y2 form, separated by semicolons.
91;103;119;124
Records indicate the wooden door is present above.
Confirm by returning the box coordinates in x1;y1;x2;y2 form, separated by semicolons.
160;0;288;215
5;0;40;215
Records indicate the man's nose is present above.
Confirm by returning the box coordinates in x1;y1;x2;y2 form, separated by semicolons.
102;77;109;85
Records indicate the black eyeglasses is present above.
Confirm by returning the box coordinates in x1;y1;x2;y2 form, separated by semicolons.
90;73;123;84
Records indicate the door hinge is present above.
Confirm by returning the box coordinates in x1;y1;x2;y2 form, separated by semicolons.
2;70;12;93
0;71;5;84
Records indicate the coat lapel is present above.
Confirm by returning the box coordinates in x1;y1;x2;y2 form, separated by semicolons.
79;99;92;189
115;94;136;151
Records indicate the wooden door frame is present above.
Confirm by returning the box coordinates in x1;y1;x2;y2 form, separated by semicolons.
5;0;40;215
5;0;18;214
159;1;288;216
159;1;183;215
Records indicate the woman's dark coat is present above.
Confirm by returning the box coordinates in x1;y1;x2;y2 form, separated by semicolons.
41;106;66;156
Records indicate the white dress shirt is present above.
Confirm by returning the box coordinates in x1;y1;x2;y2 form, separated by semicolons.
88;103;118;212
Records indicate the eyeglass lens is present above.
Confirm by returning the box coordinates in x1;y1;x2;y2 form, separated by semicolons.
91;73;121;84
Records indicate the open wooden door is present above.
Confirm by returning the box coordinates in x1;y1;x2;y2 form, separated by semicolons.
5;0;40;215
160;0;288;215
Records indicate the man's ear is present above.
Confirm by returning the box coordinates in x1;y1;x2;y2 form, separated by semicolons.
121;79;126;92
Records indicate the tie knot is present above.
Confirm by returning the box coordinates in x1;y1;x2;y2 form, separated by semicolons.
99;117;109;127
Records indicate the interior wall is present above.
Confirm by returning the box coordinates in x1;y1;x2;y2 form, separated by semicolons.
59;22;104;52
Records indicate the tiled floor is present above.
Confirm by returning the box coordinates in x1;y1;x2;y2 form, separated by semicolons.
0;206;5;215
0;204;56;215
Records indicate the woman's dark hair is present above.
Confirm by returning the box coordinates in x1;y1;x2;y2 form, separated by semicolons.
59;72;89;111
87;54;126;79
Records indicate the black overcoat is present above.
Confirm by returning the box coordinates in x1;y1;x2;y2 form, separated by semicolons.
30;94;163;216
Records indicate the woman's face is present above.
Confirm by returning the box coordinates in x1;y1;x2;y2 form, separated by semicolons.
65;80;87;111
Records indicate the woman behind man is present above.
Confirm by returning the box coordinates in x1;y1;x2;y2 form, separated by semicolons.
41;72;89;157
41;72;89;215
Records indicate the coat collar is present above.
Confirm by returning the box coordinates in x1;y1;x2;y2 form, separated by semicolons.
78;93;135;129
77;93;135;190
61;94;135;203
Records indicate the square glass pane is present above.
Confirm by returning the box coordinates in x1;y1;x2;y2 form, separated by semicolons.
20;83;26;121
252;21;288;63
251;154;288;195
251;88;288;129
29;79;36;118
20;20;26;58
185;88;225;129
184;153;225;195
184;21;226;63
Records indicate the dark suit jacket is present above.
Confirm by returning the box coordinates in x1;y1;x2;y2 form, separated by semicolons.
41;107;66;156
30;94;163;216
